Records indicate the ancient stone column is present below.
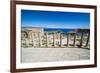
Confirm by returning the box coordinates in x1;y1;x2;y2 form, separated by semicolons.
60;33;62;47
46;32;48;47
53;32;56;47
85;32;90;47
38;32;42;47
67;33;69;47
80;32;84;48
32;32;35;47
73;33;76;47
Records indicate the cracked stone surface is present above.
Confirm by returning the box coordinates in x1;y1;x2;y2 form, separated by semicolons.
21;48;90;63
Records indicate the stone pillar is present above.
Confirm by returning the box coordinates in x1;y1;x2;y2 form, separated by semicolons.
26;31;30;47
73;33;76;47
58;33;60;47
80;32;84;48
67;33;69;47
85;32;90;47
32;32;35;47
53;32;56;47
29;31;32;39
46;32;48;47
60;33;62;47
38;32;41;47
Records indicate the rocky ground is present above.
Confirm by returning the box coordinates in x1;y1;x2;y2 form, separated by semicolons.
21;48;90;63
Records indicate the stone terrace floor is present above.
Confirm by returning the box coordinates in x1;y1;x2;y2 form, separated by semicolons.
21;48;90;63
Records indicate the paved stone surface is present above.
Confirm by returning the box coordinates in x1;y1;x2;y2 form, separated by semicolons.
21;48;90;63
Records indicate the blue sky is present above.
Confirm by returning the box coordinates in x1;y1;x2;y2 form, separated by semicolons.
21;10;90;29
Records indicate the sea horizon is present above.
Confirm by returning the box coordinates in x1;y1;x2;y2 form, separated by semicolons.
21;26;90;33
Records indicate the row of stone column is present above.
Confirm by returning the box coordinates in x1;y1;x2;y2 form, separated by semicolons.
29;32;89;48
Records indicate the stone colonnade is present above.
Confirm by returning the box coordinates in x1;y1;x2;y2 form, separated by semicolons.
22;30;90;48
